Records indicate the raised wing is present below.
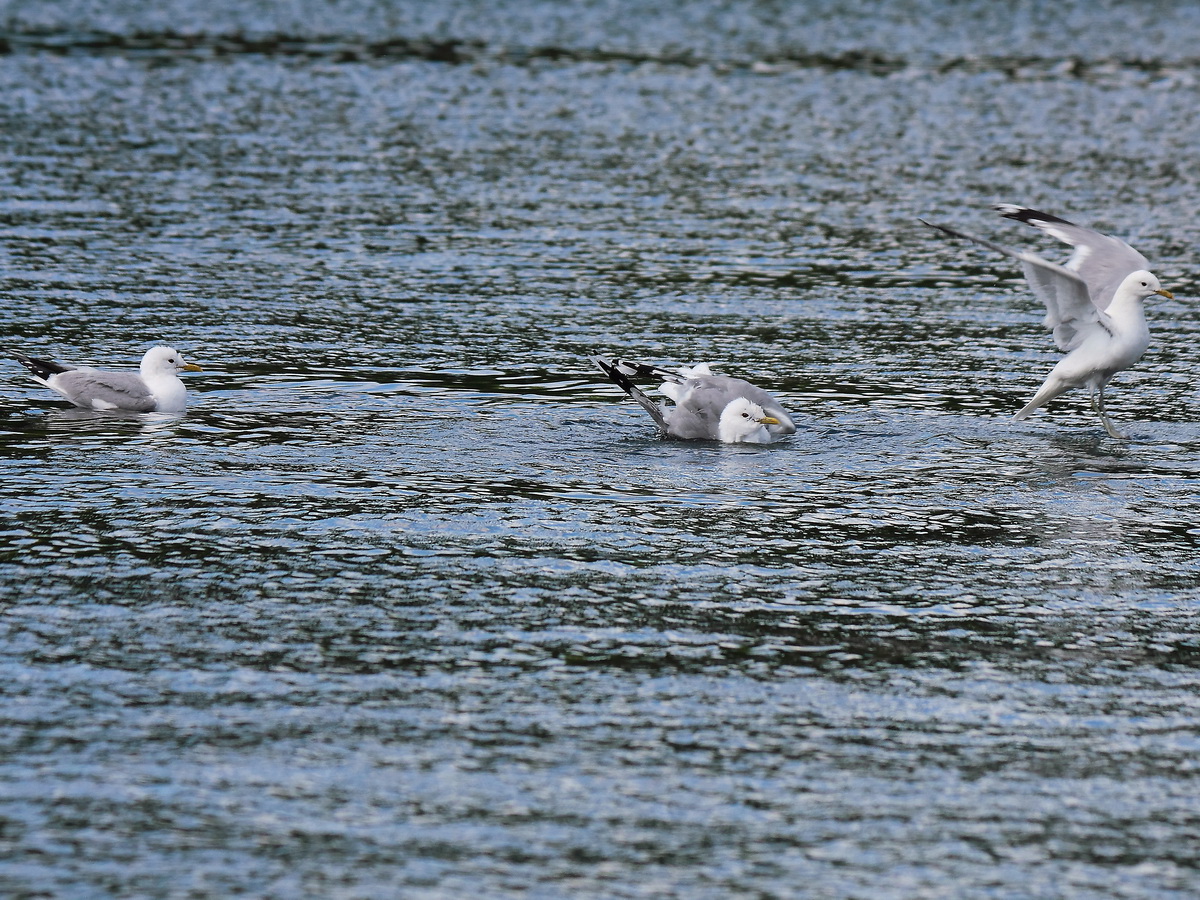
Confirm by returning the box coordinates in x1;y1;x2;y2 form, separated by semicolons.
994;205;1148;311
591;356;669;434
922;219;1110;352
55;369;157;411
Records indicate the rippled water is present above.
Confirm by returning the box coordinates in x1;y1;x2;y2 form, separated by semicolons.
3;2;1200;897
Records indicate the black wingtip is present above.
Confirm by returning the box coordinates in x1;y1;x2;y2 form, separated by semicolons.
613;358;682;382
11;350;70;380
589;354;615;379
591;355;637;396
993;204;1076;227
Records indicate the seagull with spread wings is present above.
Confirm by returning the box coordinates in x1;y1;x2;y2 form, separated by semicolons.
923;204;1173;438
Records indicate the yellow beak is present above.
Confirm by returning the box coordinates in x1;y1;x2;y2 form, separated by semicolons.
182;363;203;372
1154;288;1175;300
759;415;781;425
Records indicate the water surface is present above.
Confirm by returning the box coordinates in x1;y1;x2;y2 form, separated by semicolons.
3;2;1200;897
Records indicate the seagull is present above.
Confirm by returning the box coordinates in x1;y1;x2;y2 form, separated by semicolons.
922;204;1174;439
11;346;202;412
592;356;796;443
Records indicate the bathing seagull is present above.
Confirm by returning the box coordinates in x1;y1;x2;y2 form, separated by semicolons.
11;345;202;412
592;356;796;443
922;204;1173;438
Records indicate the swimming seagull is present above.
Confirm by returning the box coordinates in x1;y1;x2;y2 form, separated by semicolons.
592;356;796;443
11;346;202;412
922;204;1174;439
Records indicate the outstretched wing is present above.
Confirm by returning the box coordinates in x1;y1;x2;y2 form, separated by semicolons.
994;205;1148;311
922;218;1108;352
591;356;669;434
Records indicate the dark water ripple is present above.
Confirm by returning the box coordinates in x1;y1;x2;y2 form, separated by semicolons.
5;26;1200;84
3;1;1200;897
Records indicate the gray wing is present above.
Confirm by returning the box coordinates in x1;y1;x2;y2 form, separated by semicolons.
670;376;797;439
53;369;157;411
922;219;1107;352
995;205;1148;311
662;387;719;439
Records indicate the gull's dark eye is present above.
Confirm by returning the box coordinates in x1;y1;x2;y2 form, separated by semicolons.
742;412;749;418
1141;281;1148;287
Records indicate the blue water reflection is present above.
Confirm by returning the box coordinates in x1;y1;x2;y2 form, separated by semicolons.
3;2;1200;897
